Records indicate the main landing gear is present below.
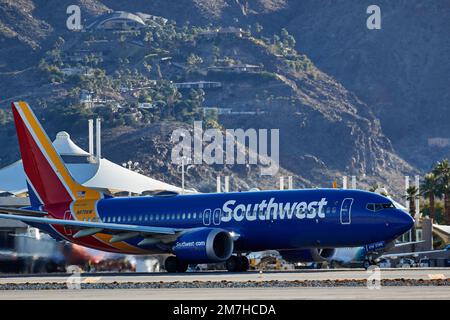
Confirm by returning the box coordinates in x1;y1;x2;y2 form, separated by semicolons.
164;256;188;273
164;255;250;273
225;255;250;272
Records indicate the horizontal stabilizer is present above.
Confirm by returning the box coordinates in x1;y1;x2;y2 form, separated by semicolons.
0;207;47;217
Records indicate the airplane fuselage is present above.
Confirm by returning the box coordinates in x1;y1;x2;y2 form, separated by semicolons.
3;101;415;271
41;188;413;255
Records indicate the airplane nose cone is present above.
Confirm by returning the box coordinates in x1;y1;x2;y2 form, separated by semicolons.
392;209;415;235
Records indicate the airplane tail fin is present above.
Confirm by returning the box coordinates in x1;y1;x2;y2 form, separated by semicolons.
11;101;102;206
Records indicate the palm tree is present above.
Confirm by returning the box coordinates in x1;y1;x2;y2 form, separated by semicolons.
406;186;419;216
421;173;439;222
433;159;450;224
405;186;419;241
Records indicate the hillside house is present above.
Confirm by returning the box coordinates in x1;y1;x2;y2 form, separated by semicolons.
207;64;263;74
87;11;146;31
428;137;450;148
199;27;246;40
175;81;222;90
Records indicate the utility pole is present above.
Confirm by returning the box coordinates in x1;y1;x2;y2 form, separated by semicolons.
216;176;221;193
342;176;348;189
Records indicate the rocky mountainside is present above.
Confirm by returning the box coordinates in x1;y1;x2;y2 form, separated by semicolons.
108;0;450;170
95;0;450;170
0;0;434;198
277;0;450;170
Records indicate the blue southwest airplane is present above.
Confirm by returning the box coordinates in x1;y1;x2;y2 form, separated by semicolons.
0;102;414;272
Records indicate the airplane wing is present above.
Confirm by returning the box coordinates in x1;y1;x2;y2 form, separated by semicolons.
0;207;47;217
0;249;52;259
392;240;425;248
381;249;450;260
0;213;182;241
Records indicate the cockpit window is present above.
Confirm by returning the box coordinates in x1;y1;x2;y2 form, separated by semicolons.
367;202;395;212
382;203;395;209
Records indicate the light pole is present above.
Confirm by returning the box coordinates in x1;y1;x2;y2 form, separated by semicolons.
177;156;193;194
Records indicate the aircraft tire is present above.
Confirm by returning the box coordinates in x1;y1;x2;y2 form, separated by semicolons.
226;256;242;272
32;259;47;274
176;261;188;273
164;256;180;273
239;256;250;272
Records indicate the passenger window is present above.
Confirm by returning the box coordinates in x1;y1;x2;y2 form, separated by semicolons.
193;213;197;219
182;213;186;219
187;213;191;219
177;214;181;220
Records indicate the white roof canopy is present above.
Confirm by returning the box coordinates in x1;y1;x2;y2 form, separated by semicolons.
83;159;181;194
52;131;90;156
0;132;183;196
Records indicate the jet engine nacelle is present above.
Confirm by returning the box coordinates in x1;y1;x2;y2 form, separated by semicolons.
280;248;336;263
173;228;234;263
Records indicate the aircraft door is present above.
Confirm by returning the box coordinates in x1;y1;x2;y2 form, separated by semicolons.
203;209;212;226
212;209;222;225
340;198;353;225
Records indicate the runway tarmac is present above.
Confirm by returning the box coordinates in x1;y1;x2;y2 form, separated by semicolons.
0;268;449;284
0;268;448;300
2;287;449;300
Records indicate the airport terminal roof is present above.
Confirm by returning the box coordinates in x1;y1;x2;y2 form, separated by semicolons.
0;132;183;196
82;158;182;195
52;131;90;156
433;224;450;236
432;224;450;244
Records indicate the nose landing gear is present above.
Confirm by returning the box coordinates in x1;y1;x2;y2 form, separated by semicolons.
363;259;377;270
